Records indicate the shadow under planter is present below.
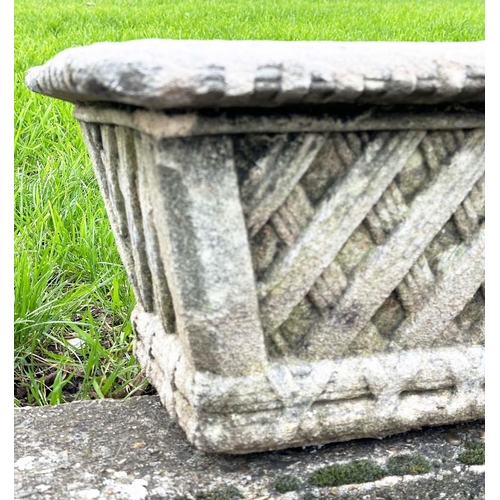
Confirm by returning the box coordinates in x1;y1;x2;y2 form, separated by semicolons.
26;40;485;454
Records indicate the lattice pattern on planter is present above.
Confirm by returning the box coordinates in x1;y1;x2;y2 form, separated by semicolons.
79;119;485;365
236;129;485;360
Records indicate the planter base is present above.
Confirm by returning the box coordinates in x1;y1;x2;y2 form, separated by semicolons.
133;306;483;454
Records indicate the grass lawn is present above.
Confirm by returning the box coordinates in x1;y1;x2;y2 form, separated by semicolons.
14;0;485;406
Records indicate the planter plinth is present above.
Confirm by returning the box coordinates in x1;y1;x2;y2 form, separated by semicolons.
26;40;484;453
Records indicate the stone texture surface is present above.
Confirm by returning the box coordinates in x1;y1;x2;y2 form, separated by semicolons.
25;41;485;453
14;396;485;500
25;40;484;109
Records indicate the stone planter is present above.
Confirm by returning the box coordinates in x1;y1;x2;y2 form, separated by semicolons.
26;40;484;454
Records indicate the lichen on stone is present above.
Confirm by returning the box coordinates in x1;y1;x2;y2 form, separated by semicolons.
386;453;432;476
308;459;386;487
274;474;302;493
458;441;485;465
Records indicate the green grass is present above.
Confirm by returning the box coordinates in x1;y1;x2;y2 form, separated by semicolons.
14;0;484;406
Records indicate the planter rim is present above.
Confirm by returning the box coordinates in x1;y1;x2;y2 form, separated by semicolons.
26;39;484;110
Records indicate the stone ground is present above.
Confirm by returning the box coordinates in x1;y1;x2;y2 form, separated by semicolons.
15;396;484;500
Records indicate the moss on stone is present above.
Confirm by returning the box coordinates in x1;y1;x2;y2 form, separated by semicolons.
386;453;432;476
274;474;302;493
309;459;386;487
301;493;318;500
458;441;485;465
195;486;243;500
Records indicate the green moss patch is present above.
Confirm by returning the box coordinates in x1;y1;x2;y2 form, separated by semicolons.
387;453;431;476
301;494;318;500
309;460;386;487
196;486;243;500
458;441;485;465
274;474;302;493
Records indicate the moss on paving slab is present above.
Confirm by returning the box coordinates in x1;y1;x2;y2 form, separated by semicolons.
309;459;386;487
458;441;485;465
274;474;302;493
387;453;432;476
14;400;485;499
195;486;243;500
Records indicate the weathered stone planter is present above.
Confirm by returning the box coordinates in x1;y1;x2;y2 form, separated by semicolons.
26;40;484;454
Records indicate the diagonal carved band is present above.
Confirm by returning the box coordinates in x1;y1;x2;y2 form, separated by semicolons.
257;130;427;335
299;129;484;358
390;224;484;350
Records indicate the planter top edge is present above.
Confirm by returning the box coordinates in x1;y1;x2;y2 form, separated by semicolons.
26;39;484;110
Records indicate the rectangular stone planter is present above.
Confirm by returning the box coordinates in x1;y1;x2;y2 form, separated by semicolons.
26;40;485;454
